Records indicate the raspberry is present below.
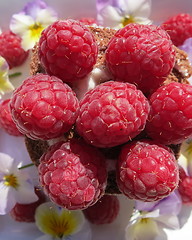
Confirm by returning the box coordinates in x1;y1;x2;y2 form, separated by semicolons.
76;81;150;148
79;17;97;26
146;82;192;145
105;23;175;94
10;188;46;222
10;73;79;140
38;19;98;83
0;31;29;69
0;99;22;136
83;195;119;224
178;175;192;204
161;13;192;46
117;140;179;202
38;139;107;210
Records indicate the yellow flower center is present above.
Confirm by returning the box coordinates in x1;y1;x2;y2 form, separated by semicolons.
3;174;18;188
29;22;44;39
122;15;135;26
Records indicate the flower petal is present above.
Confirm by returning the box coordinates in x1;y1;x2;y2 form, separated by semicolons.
0;182;16;215
125;217;160;240
98;5;123;28
22;0;47;19
154;191;182;216
0;57;14;96
21;30;40;51
123;0;152;18
10;14;34;36
15;176;38;204
0;153;15;173
35;8;58;26
0;130;31;166
156;215;180;230
35;202;85;238
35;235;52;240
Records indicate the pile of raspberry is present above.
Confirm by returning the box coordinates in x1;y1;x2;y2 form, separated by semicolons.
9;19;192;213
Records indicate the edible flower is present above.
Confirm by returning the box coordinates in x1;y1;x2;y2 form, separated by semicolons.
35;202;92;240
0;152;38;215
125;192;182;240
96;0;152;29
0;56;14;98
179;139;192;176
10;0;57;50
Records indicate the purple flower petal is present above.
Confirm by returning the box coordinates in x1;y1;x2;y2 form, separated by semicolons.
22;0;47;19
179;37;192;64
135;191;182;216
154;191;182;216
135;200;158;212
96;0;124;11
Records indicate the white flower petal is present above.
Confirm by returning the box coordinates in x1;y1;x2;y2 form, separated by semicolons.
72;220;92;240
125;218;160;240
10;14;34;36
0;130;31;166
156;215;180;230
143;209;160;219
15;179;38;204
134;16;152;25
123;0;152;18
35;235;52;240
0;153;15;173
0;183;16;215
36;8;57;26
98;6;123;28
21;31;38;51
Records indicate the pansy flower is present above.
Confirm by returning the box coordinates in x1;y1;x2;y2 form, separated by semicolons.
179;139;192;177
10;0;57;50
35;202;92;240
0;56;14;98
125;192;182;240
96;0;152;29
0;152;38;215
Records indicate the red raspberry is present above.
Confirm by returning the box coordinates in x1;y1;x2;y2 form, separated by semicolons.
76;81;150;148
146;82;192;145
38;139;107;210
117;140;179;202
79;17;97;26
10;73;79;140
105;23;175;94
178;175;192;204
161;13;192;46
10;188;46;222
83;195;119;224
38;19;98;83
0;99;22;136
0;31;29;69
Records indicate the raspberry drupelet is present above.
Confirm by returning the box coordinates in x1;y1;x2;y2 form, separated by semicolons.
117;140;179;202
105;23;176;94
10;73;79;140
146;82;192;145
0;31;29;69
38;139;107;210
161;13;192;46
38;19;98;83
0;99;22;136
76;81;150;148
